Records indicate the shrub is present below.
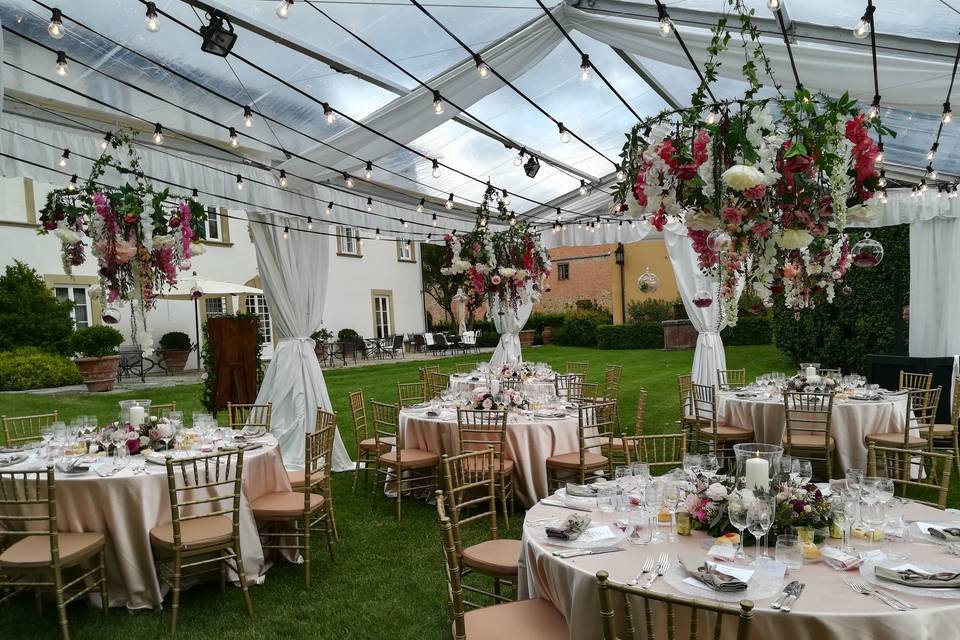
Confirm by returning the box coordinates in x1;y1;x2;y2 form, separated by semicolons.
721;315;773;346
0;261;75;355
158;331;191;351
0;347;82;390
526;312;566;333
627;298;676;323
553;308;612;347
68;326;124;358
596;323;664;349
338;328;360;340
311;328;334;342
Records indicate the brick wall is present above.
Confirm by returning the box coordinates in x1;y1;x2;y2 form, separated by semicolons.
535;244;616;313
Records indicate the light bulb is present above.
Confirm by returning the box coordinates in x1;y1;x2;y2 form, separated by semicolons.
375;229;380;240
501;189;510;205
403;219;409;228
278;170;288;188
307;217;313;230
921;182;929;193
509;214;517;226
58;149;69;168
277;0;292;19
878;174;887;188
879;192;888;204
951;189;958;199
432;160;441;178
476;61;489;79
55;51;67;76
145;2;159;32
100;132;112;150
659;16;673;37
513;152;524;167
243;106;253;128
928;148;937;162
433;92;444;115
559;123;571;144
344;173;354;188
365;161;373;180
929;168;938;180
579;181;588;196
283;226;288;239
228;127;239;148
366;198;373;213
432;213;438;226
48;9;64;39
579;54;590;82
445;194;454;210
323;104;336;124
326;203;332;216
705;109;718;125
616;166;626;181
236;174;243;190
67;174;77;191
767;0;781;10
868;103;879;120
417;199;424;213
153;123;164;145
944;105;953;124
853;17;871;39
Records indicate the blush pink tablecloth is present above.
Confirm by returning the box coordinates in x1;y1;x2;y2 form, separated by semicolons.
716;392;909;472
398;409;579;506
519;499;960;640
5;439;290;609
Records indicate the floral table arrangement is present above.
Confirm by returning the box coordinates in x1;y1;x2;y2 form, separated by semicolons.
785;374;838;393
470;389;529;411
97;415;178;455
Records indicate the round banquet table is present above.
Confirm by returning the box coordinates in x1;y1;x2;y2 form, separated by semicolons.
716;391;909;473
3;437;290;609
518;498;960;640
448;372;557;400
398;407;579;507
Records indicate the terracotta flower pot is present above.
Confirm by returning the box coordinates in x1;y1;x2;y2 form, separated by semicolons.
541;326;554;345
161;349;191;373
518;330;536;348
74;354;121;392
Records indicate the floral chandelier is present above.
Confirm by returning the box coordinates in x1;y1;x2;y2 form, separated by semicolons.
612;3;892;325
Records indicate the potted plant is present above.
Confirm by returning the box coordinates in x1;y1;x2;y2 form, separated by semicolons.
69;326;124;391
311;328;334;361
158;331;192;373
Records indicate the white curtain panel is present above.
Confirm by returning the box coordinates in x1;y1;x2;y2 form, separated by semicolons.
489;295;534;366
909;217;960;358
539;217;654;249
663;224;729;387
249;213;353;472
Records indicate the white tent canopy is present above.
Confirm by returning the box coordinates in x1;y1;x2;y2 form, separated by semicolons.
158;277;263;300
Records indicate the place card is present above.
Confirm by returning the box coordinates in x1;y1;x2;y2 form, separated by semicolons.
575;526;619;544
712;563;755;583
821;546;863;571
707;544;737;561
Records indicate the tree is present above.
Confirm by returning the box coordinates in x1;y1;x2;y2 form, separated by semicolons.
0;261;76;354
420;243;457;324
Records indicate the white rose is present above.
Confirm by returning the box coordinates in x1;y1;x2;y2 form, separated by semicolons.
474;264;490;274
705;483;728;501
498;267;516;278
189;241;206;255
685;211;720;231
721;164;764;191
54;227;82;243
152;234;174;248
440;267;453;276
515;269;527;279
846;203;878;222
777;229;814;250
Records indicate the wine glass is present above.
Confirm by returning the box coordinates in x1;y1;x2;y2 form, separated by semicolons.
700;454;719;480
682;453;701;480
830;494;854;553
645;480;665;542
40;424;54;448
52;421;67;444
794;459;813;487
780;455;794;485
747;499;774;563
727;491;751;561
614;465;633;491
663;482;680;542
862;502;884;552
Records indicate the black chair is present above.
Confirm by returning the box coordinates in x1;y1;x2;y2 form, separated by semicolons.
412;334;426;353
390;335;405;359
117;345;145;383
326;341;347;368
433;333;450;355
352;336;370;361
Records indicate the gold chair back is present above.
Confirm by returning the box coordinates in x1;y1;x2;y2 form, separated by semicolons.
576;402;616;470
308;409;337;493
555;373;583;401
716;369;747;390
565;361;590;377
817;369;841;380
783;391;834;451
163;450;245;549
622;434;687;473
397;382;427;407
455;363;475;374
436;496;469;640
904;386;942;444
152;402;177;415
418;365;440;387
899;371;934;391
226;403;272;431
1;411;58;447
349;390;368;444
371;400;401;450
677;374;693;420
568;380;599;404
456;409;508;461
868;443;953;508
602;365;624;399
439;450;499;557
500;378;522;392
595;570;754;640
427;371;450;397
635;389;648;437
0;466;60;563
690;383;718;434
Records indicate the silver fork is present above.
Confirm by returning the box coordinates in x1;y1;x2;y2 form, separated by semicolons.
631;557;655;585
642;553;668;590
846;579;906;610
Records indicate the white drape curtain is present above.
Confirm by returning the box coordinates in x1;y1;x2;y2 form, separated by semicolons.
663;224;729;387
249;213;352;472
489;295;534;367
909;217;960;358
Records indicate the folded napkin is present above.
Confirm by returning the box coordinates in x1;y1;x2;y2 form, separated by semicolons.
821;546;863;571
546;513;591;541
565;482;599;498
926;527;960;542
707;544;737;562
0;454;27;467
876;565;960;588
678;555;748;592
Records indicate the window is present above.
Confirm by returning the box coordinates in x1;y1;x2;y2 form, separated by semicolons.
337;226;361;256
204;206;220;240
55;286;90;328
245;295;273;344
557;262;570;281
372;292;393;339
397;239;416;262
205;297;226;317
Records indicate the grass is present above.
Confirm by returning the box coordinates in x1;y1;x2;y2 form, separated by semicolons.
1;344;806;639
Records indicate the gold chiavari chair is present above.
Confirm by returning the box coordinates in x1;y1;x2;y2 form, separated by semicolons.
253;409;336;586
595;571;754;640
455;363;476;374
438;449;520;605
899;371;934;391
0;467;107;640
554;373;583;402
372;401;439;521
817;368;841;380
427;371;450;398
457;409;514;527
347;390;391;493
692;383;752;470
226;402;272;432
716;368;747;390
286;409;340;540
866;387;942;470
622;433;687;474
436;501;568;640
150;450;253;632
419;365;440;388
926;377;960;473
546;401;615;489
499;378;523;392
565;361;590;378
676;374;700;451
783;391;835;481
1;411;59;448
568;380;599;404
152;402;177;415
868;443;953;508
397;381;427;407
601;365;624;400
605;389;648;467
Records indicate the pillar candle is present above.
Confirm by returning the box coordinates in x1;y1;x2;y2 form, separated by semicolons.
805;366;817;379
744;454;769;493
129;404;145;427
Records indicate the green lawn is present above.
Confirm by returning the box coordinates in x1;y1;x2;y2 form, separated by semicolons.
1;345;798;639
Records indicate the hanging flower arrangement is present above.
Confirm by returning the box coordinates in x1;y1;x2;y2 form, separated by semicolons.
441;185;551;311
612;2;892;324
37;130;206;354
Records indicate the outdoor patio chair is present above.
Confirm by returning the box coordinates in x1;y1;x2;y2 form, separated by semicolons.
412;334;426;353
691;383;752;469
460;330;478;354
389;334;405;358
1;411;59;448
926;376;960;473
434;333;452;355
869;443;953;508
373;401;439;521
716;368;747;390
117;345;145;383
545;401;616;489
866;387;942;478
622;432;687;474
456;409;514;527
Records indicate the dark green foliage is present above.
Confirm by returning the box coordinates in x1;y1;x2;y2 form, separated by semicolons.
68;326;124;358
722;315;773;346
158;331;191;351
338;328;360;340
627;298;677;323
772;225;910;372
553;308;613;346
0;261;75;354
526;312;566;334
596;322;663;349
0;347;82;390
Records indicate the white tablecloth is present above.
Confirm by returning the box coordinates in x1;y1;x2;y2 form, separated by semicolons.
449;373;557;402
519;499;960;640
716;392;909;472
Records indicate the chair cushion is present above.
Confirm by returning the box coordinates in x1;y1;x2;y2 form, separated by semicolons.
287;469;324;489
150;515;233;551
360;437;394;452
784;433;835;449
463;454;515;476
865;431;927;447
545;452;608;470
0;532;104;569
251;491;325;519
378;448;439;468
461;539;521;576
697;424;753;438
462;597;568;640
927;424;957;437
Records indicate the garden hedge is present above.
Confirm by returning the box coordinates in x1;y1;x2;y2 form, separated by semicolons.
595;315;773;350
0;347;82;390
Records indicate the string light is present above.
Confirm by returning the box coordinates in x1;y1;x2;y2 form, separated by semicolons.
417;199;425;213
67;174;77;190
853;4;874;39
579;54;590;82
951;187;959;199
474;54;490;79
927;165;938;181
767;0;782;10
152;123;164;145
243;105;254;128
343;172;355;188
501;189;510;206
431;212;438;226
326;202;333;216
579;180;588;196
920;180;929;193
276;0;293;19
616;165;626;181
228;127;239;148
509;212;517;226
445;193;454;209
402;219;409;228
375;228;381;240
878;190;888;204
432;159;441;178
876;141;884;164
366;197;374;212
48;8;64;39
145;2;159;32
938;186;945;198
278;169;288;188
705;109;719;125
307;216;313;230
235;174;243;190
432;90;444;115
283;226;289;239
513;149;525;167
57;148;69;168
54;51;68;76
928;142;939;162
656;2;673;37
867;95;880;120
877;170;886;188
558;122;571;143
100;132;112;150
944;101;954;124
323;103;336;125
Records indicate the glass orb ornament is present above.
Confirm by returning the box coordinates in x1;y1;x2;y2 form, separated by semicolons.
692;287;713;308
842;285;853;296
637;268;660;294
706;228;732;252
851;232;884;268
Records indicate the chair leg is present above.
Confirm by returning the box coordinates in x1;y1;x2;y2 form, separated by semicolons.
498;475;510;530
53;567;69;640
99;550;108;614
353;458;362;493
396;470;402;522
233;541;254;617
303;517;311;588
170;552;182;633
953;431;960;476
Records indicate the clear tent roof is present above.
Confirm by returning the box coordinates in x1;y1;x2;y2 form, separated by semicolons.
1;0;958;220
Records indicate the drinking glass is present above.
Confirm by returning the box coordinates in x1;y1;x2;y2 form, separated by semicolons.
645;481;665;542
727;491;751;560
861;502;884;552
664;482;680;542
115;438;130;464
40;424;54;447
747;499;774;563
861;477;880;506
794;459;813;487
845;468;864;498
627;510;653;545
682;453;701;480
597;485;616;513
775;535;803;571
700;454;719;480
830;494;854;553
52;421;67;444
614;466;633;491
780;455;794;485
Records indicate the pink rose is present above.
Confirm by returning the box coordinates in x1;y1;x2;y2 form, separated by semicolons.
113;239;137;264
743;184;766;200
491;275;502;285
722;207;743;226
752;220;773;238
782;263;800;278
482;398;493;410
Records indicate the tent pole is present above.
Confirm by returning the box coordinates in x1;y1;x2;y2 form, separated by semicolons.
194;298;200;370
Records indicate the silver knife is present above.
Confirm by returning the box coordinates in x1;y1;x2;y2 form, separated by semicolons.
770;581;799;610
539;499;592;512
553;547;625;559
781;583;805;612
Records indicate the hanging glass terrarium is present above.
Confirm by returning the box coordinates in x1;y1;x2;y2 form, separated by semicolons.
706;229;732;253
637;268;660;294
851;232;884;268
692;287;713;308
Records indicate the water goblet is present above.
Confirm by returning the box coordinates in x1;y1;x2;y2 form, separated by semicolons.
775;535;803;572
644;480;665;542
829;494;854;553
727;491;751;561
614;465;633;491
663;482;680;542
52;421;67;444
780;455;794;485
747;499;774;563
845;468;864;497
794;459;812;487
700;454;719;480
597;485;616;514
682;453;701;480
861;502;884;552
